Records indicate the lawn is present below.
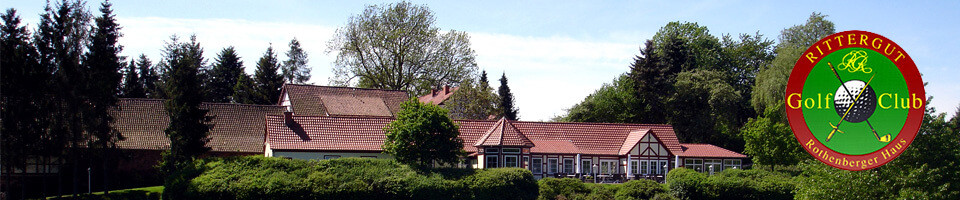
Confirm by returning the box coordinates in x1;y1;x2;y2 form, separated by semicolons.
46;186;162;200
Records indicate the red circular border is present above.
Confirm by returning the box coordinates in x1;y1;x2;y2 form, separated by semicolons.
785;30;925;171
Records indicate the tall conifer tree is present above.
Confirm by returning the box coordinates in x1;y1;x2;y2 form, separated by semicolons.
206;46;244;102
159;36;211;198
498;73;519;120
282;38;310;84
82;1;125;193
253;46;283;104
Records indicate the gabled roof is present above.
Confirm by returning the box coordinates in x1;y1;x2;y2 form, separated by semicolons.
511;121;683;155
113;98;286;153
474;118;534;147
619;129;653;155
281;84;409;117
419;86;459;105
678;144;748;158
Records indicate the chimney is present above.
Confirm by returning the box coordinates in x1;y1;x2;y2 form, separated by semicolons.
444;85;450;94
284;111;293;124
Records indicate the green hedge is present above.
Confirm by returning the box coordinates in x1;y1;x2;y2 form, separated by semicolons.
666;168;795;200
537;178;673;200
165;156;537;200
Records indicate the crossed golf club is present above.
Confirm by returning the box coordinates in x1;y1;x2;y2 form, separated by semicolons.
826;62;891;143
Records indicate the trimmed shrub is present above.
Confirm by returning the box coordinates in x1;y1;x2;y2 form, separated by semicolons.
174;156;537;200
666;167;713;200
538;178;589;200
615;179;668;200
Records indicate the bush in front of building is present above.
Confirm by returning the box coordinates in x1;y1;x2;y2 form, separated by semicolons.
615;179;669;200
666;167;795;200
177;156;537;200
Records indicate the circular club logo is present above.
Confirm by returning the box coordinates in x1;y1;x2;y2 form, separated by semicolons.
785;30;924;171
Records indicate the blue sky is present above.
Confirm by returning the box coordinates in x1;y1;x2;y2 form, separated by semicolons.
7;0;959;121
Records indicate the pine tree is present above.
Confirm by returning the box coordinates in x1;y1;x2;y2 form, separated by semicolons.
35;0;92;196
136;54;161;98
498;73;519;120
282;38;310;84
159;34;211;178
2;9;50;197
253;46;284;104
231;73;257;104
121;59;145;98
206;46;244;102
81;1;125;193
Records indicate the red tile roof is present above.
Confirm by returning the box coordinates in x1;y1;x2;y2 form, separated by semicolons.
419;86;459;105
281;84;409;117
474;118;534;147
529;140;580;154
265;116;688;156
678;144;748;158
265;115;393;151
112;98;286;153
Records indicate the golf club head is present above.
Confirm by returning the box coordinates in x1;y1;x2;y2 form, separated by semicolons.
879;134;891;143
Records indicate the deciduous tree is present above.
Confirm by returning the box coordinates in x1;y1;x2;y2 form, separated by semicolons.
328;1;477;96
383;98;465;167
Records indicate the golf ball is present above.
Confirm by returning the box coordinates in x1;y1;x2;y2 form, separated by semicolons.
834;80;877;123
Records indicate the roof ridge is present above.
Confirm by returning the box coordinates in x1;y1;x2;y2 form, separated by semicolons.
120;98;287;108
514;120;673;127
285;83;409;93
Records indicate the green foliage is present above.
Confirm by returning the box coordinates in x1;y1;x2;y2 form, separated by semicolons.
741;105;805;166
174;156;536;200
1;7;49;179
136;54;163;98
564;74;642;123
206;46;244;103
122;59;146;98
252;46;283;104
666;167;795;200
282;38;310;84
328;1;477;96
383;98;466;167
537;178;589;200
159;35;212;181
444;74;499;120
615;179;668;200
498;73;520;120
231;73;257;104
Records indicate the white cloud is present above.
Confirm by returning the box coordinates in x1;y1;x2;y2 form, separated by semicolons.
114;17;643;121
116;17;337;85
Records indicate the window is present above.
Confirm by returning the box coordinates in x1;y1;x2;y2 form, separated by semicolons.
599;160;617;174
685;159;703;172
724;159;741;170
486;148;499;154
659;160;669;174
486;155;499;168
705;159;722;174
323;155;341;159
531;158;543;174
505;155;519;168
502;148;521;154
638;160;647;174
649;161;658;174
563;159;575;173
581;159;592;174
547;158;559;174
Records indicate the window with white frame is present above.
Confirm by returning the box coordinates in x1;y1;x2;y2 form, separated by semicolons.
531;158;543;174
502;148;521;154
639;160;648;174
547;158;559;174
563;158;575;173
323;155;341;159
705;159;722;174
505;155;519;168
599;160;617;174
724;159;741;170
630;160;639;174
581;159;592;174
486;148;499;154
685;159;703;172
659;160;668;174
486;155;499;168
649;161;657;174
